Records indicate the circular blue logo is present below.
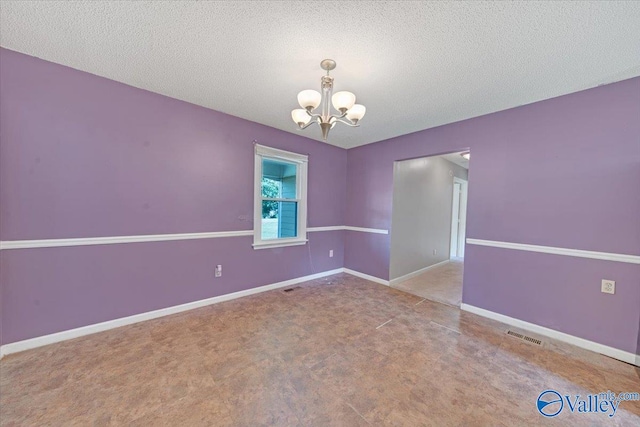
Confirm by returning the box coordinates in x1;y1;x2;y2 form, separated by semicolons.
537;390;564;417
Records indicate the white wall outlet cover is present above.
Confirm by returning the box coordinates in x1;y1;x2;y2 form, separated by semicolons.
329;250;334;258
601;279;615;294
215;265;222;278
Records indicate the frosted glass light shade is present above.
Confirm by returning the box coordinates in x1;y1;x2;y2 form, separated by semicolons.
346;104;366;121
332;91;356;111
291;109;311;125
297;90;321;110
329;116;337;129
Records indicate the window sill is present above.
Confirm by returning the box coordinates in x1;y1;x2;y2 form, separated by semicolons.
252;239;308;250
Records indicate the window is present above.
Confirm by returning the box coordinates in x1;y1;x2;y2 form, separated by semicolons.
253;144;308;249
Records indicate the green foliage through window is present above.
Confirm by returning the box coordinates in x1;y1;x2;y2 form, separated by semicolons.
261;178;280;218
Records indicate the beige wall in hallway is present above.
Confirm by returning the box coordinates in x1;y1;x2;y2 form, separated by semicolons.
390;156;468;280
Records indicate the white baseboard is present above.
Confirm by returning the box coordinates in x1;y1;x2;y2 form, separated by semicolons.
343;268;390;286
460;303;639;367
0;268;344;358
389;260;449;286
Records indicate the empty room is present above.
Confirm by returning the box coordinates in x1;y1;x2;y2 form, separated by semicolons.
1;1;639;425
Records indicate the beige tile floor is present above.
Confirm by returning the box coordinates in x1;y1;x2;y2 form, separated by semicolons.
392;259;464;307
1;273;639;426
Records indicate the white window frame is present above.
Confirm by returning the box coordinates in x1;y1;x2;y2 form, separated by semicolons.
253;144;308;250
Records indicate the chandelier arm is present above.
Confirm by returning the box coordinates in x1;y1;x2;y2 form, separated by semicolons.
328;110;349;120
305;110;322;119
298;119;320;130
331;117;360;127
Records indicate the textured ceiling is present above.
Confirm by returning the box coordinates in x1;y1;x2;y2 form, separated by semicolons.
1;1;639;149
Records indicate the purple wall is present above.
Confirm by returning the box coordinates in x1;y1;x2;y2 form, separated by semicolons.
345;77;640;354
1;47;639;357
0;48;346;344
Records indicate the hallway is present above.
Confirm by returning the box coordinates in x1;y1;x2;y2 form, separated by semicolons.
392;259;464;307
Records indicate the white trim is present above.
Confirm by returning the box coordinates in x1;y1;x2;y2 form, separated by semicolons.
255;144;308;163
466;238;640;264
0;230;254;250
344;226;389;235
0;226;389;250
389;260;450;286
450;180;461;258
451;177;468;258
0;268;343;358
253;144;308;250
460;303;640;367
252;239;308;250
307;226;344;232
343;268;390;286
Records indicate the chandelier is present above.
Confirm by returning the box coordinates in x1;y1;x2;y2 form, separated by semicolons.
291;59;366;141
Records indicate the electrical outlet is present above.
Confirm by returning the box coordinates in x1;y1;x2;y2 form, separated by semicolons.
329;250;334;258
601;279;615;295
433;249;438;255
215;265;222;278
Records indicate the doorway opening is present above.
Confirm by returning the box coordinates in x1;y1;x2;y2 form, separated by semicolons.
389;150;470;307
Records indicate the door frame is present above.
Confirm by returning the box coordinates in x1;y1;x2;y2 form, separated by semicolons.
450;177;468;258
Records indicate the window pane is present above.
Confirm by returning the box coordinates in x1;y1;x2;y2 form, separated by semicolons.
262;158;297;199
261;201;298;240
261;177;281;198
